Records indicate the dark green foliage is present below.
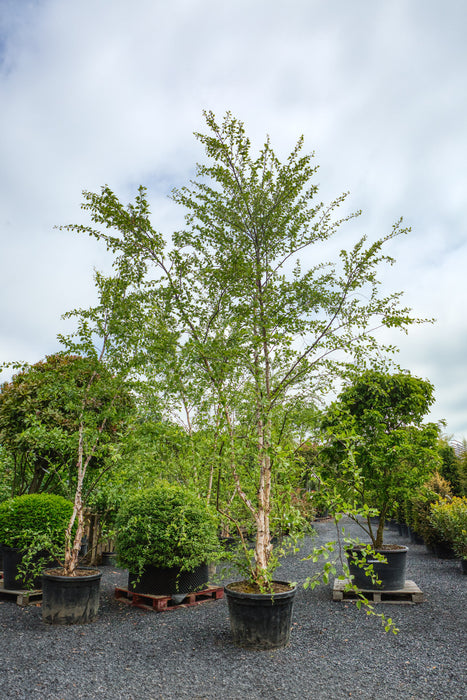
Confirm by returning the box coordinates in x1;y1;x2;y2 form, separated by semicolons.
438;442;463;495
115;482;220;576
0;493;74;548
407;472;453;547
0;353;134;497
0;493;75;586
457;444;467;497
322;370;441;547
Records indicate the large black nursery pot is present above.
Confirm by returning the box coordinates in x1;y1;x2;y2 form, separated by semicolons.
41;568;102;624
346;545;408;591
128;563;210;596
224;580;297;650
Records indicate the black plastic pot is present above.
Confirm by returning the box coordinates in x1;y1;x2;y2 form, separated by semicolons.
433;541;456;559
346;545;408;591
101;551;117;566
409;528;424;545
397;523;410;538
2;546;51;590
386;519;399;531
224;580;297;650
128;563;209;595
41;568;102;625
461;559;467;575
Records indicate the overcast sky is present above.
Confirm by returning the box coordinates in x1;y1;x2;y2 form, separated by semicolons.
1;0;466;439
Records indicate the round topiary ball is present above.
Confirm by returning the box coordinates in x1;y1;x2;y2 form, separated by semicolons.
0;493;74;553
115;482;220;577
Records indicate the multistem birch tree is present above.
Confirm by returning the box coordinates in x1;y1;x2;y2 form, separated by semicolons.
57;272;141;574
63;111;426;588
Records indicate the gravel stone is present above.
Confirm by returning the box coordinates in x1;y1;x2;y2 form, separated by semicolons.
1;517;465;699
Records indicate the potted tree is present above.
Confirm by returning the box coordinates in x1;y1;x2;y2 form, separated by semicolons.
63;112;426;646
115;481;220;600
40;273;139;624
0;493;74;590
0;272;139;624
321;370;441;590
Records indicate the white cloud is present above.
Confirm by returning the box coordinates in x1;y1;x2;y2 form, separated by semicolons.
1;0;467;436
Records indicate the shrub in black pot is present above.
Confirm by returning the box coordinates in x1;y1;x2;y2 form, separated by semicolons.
115;482;220;596
0;494;74;590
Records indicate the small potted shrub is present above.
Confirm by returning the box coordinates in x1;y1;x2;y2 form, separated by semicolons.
408;473;454;555
0;494;74;590
430;496;467;572
115;482;220;599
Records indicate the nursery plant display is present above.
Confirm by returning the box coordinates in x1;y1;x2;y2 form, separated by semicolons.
407;472;453;553
62;112;427;646
430;495;467;570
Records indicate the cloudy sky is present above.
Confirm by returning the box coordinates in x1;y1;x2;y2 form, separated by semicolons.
1;0;466;439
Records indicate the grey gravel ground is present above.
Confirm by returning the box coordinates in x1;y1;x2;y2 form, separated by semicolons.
1;516;466;700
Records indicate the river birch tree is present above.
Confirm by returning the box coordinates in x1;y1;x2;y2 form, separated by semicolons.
63;111;425;589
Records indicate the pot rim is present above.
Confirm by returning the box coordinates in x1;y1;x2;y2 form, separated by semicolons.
42;567;102;582
346;544;408;553
225;579;297;600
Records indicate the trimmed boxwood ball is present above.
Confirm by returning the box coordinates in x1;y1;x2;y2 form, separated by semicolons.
0;493;74;551
115;482;220;578
0;493;74;588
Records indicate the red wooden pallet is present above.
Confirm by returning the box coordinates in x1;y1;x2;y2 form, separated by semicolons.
115;585;224;612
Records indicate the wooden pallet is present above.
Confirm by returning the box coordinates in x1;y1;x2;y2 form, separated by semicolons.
0;580;42;606
333;578;424;604
115;585;224;612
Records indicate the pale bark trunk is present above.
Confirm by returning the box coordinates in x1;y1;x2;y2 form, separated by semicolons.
253;262;273;585
64;414;108;575
64;423;86;575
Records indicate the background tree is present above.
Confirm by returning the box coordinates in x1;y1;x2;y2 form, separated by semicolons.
0;353;134;498
55;270;145;574
321;370;441;547
459;441;467;496
63;111;426;589
437;439;463;495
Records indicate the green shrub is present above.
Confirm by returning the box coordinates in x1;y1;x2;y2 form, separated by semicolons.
0;493;74;550
0;493;74;586
430;496;467;559
115;482;220;577
407;472;452;547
